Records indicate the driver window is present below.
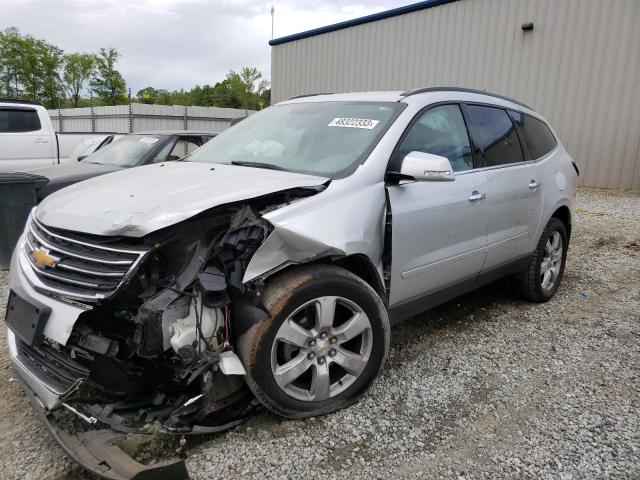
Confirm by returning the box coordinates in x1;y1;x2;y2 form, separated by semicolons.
396;104;473;172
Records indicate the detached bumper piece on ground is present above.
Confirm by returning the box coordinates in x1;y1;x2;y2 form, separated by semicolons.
22;380;189;480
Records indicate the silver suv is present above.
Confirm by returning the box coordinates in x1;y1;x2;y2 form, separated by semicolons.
6;88;577;476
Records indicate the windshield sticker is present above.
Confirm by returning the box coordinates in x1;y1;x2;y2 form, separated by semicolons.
328;117;380;129
139;137;159;144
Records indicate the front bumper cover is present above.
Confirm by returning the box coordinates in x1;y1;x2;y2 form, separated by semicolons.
15;368;189;480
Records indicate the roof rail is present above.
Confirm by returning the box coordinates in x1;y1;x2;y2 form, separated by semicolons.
399;87;532;110
287;92;335;100
0;98;43;107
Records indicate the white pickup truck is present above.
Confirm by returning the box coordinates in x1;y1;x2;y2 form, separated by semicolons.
0;99;110;171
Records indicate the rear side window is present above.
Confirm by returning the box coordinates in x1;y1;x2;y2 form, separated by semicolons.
0;108;41;132
509;111;557;159
465;105;524;167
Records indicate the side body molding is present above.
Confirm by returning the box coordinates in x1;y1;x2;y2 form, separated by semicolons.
242;183;387;283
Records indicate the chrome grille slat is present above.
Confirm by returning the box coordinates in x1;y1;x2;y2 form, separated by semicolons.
55;261;125;278
22;212;148;302
29;226;134;266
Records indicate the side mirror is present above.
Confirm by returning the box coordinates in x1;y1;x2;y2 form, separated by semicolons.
397;151;455;182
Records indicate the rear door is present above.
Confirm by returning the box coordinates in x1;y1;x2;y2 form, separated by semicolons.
0;107;55;171
387;103;489;306
463;104;543;270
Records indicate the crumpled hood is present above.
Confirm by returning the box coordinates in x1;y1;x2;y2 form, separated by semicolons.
36;161;328;237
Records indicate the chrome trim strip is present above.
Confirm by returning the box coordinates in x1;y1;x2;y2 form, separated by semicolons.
55;262;124;278
29;226;134;266
33;215;146;255
19;249;108;301
21;212;150;301
29;265;103;289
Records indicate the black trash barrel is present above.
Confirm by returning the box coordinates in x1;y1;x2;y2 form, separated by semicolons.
0;172;48;269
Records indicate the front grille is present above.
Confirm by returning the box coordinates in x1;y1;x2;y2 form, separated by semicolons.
23;214;148;302
17;339;90;396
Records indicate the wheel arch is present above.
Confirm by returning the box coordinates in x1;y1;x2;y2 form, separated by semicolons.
550;205;572;240
259;254;387;304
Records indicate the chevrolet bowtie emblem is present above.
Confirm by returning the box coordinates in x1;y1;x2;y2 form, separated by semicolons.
30;247;59;268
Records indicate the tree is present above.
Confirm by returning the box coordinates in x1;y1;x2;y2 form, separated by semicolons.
0;27;24;98
62;53;95;107
137;86;158;104
227;67;270;113
38;40;65;108
0;27;65;107
90;48;127;106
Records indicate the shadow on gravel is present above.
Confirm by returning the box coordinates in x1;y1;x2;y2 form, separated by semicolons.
387;279;525;366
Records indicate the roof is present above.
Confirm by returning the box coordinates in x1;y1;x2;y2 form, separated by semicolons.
269;0;459;46
280;88;537;115
134;130;218;136
0;98;43;107
283;91;404;103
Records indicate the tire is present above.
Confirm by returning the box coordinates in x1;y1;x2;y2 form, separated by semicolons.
514;218;568;302
237;264;390;419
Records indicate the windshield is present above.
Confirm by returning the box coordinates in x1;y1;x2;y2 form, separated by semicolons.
187;102;400;176
83;134;168;167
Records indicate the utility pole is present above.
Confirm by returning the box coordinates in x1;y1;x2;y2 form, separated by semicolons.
271;5;275;39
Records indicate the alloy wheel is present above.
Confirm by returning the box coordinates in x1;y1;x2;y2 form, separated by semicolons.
540;231;563;290
270;296;373;402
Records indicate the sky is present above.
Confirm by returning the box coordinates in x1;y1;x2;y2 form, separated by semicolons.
1;0;413;93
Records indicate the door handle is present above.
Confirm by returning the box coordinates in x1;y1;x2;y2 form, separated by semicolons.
529;180;540;189
34;138;49;144
468;191;487;202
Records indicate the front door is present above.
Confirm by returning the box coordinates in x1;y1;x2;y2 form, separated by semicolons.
387;104;489;307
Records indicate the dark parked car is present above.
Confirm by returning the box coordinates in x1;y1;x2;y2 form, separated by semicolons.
33;130;217;201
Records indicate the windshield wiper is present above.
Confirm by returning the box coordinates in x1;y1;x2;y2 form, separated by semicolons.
230;160;286;171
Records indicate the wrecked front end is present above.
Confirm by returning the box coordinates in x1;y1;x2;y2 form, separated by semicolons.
5;186;324;479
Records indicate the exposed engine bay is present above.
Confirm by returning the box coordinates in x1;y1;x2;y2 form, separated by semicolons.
38;185;325;436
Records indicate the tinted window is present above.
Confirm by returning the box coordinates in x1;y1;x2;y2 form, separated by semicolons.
396;104;473;172
509;111;557;159
466;105;524;167
0;108;41;132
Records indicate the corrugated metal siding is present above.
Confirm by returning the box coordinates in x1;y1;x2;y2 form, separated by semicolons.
48;104;252;136
271;0;640;188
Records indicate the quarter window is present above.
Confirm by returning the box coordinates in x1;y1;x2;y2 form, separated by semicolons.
509;111;557;159
0;108;41;132
466;105;524;167
396;104;473;172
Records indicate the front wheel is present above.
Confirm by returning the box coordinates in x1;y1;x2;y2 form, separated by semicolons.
238;265;390;419
515;217;568;302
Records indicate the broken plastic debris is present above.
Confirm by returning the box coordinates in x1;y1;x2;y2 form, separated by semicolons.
218;351;246;375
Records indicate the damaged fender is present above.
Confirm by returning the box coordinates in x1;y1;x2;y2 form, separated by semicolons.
243;183;387;283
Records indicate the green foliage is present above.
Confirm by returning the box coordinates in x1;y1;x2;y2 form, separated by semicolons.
90;48;127;106
0;26;271;110
0;27;65;108
62;53;96;107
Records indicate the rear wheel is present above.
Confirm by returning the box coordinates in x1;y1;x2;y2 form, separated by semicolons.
515;218;568;302
238;265;389;419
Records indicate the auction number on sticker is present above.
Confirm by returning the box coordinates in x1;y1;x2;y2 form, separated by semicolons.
328;117;380;129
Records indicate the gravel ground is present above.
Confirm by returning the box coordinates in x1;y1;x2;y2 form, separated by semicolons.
0;187;638;480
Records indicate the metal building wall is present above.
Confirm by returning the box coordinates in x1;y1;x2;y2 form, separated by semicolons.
271;0;640;188
48;104;251;135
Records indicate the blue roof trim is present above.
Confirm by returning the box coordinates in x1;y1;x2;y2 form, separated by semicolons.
269;0;459;46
